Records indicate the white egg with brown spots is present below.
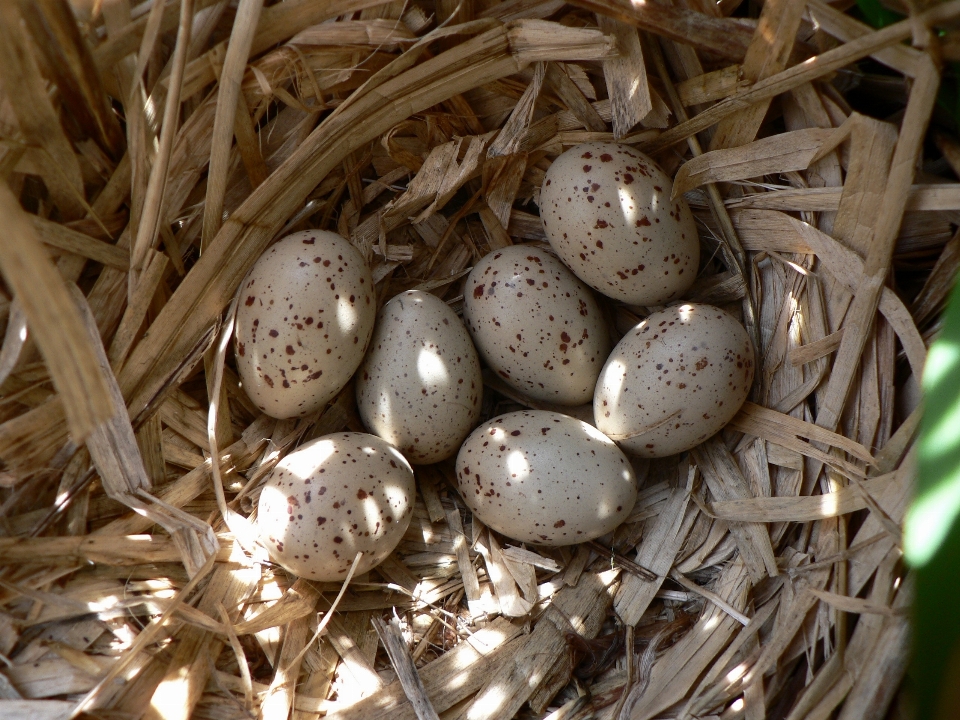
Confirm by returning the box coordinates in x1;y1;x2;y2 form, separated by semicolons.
462;245;609;406
594;303;754;458
356;290;482;465
257;432;415;581
539;142;699;306
456;410;636;546
235;230;375;419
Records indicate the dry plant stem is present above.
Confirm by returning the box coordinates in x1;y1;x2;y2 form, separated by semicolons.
834;574;911;720
669;570;750;626
620;620;678;720
677;599;780;719
70;283;218;576
708;0;805;151
610;623;634;720
813;56;938;453
546;62;606;132
644;0;960;154
131;0;194;277
783;643;845;720
597;15;652;138
587;540;656;581
807;0;923;78
201;0;265;251
631;562;752;719
691;439;778;580
567;0;754;61
17;0;125;160
93;0;222;73
730;211;927;381
260;584;320;720
290;554;365;668
216;601;254;710
68;550;218;719
0;300;27;389
727;183;960;211
108;249;170;369
325;617;525;720
234;93;270;188
373;612;442;720
710;468;900;522
205;291;259;549
258;555;364;720
458;570;620;720
0;184;113;441
0;5;85;219
646;35;759;354
446;505;484;616
173;0;410;99
30;216;129;269
614;470;693;625
0;533;232;564
127;0;172;230
673;128;843;197
140;543;262;720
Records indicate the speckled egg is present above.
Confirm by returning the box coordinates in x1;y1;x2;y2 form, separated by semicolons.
455;410;636;546
235;230;375;419
539;142;699;306
594;303;754;458
462;245;610;405
356;290;482;465
257;432;415;581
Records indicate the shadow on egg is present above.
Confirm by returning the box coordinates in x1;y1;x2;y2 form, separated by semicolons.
234;231;376;420
256;435;415;581
356;291;483;465
457;411;637;546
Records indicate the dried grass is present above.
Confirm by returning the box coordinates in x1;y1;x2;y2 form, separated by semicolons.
0;1;952;718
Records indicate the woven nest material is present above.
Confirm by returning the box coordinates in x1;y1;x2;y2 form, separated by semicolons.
0;0;953;718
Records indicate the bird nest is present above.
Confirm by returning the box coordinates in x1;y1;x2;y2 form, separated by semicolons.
0;0;952;719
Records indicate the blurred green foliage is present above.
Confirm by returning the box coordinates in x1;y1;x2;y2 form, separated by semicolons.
908;276;960;719
855;4;960;717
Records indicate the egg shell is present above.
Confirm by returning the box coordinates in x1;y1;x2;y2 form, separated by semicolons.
539;142;699;306
462;245;610;406
594;303;754;458
257;432;415;581
235;230;375;419
455;410;636;546
356;290;483;464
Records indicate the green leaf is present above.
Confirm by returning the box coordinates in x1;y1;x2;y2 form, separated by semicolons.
908;272;960;719
855;0;904;28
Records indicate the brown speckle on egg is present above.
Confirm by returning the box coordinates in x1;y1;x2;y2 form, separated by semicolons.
234;230;375;419
355;290;483;465
462;245;609;406
456;411;636;546
257;433;415;582
540;142;699;305
594;303;754;458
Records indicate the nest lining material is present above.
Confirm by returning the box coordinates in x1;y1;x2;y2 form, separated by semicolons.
0;0;951;719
